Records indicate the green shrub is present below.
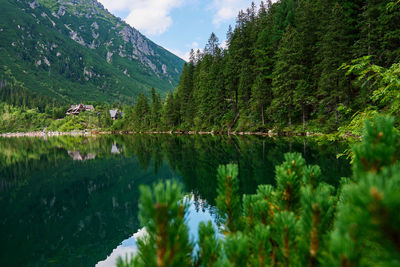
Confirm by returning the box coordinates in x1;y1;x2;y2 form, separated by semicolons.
119;115;400;266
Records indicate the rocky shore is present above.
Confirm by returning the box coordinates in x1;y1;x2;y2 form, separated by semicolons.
0;130;322;138
0;130;112;138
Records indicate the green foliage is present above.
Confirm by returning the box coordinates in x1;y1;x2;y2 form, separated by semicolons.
337;107;379;137
151;0;400;133
327;116;400;266
0;103;52;132
0;133;353;266
341;56;400;114
221;232;250;266
216;164;241;232
124;180;192;267
3;0;400;134
275;152;305;212
0;0;183;104
120;115;400;266
196;221;221;267
352;116;399;176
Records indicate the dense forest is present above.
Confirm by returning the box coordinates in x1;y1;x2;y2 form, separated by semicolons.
162;0;400;132
1;0;399;134
121;0;399;133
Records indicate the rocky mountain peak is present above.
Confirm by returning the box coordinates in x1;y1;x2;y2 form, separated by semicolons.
0;0;184;103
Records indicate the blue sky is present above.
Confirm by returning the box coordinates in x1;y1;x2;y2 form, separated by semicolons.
97;0;267;61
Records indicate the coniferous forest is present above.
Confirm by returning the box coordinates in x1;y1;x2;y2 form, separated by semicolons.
165;0;400;133
1;0;399;135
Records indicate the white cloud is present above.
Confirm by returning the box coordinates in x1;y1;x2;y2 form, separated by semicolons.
165;48;191;61
98;0;183;36
220;39;228;49
98;0;132;12
171;41;201;61
211;0;277;26
210;0;250;26
190;41;199;48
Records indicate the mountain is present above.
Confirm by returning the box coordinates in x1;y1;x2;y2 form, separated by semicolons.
0;0;185;104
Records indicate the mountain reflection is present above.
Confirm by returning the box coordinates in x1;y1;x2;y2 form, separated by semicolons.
0;134;350;266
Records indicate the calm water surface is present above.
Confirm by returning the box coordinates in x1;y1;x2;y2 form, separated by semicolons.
0;134;351;266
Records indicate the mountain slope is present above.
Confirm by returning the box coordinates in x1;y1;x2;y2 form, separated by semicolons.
0;0;185;104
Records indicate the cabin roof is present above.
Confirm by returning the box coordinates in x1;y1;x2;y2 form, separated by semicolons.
109;109;118;118
66;104;94;115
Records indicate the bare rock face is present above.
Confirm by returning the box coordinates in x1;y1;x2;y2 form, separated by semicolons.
162;64;168;74
56;1;162;75
43;57;51;66
2;0;184;103
83;66;94;79
69;31;85;46
91;21;99;30
106;52;113;63
57;5;66;16
142;57;156;71
120;26;154;56
117;26;166;72
29;0;40;9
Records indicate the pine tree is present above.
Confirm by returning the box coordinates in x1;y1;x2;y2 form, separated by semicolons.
356;0;400;66
204;33;220;57
270;26;303;126
249;1;275;127
119;116;400;266
315;1;353;126
134;93;150;129
119;180;192;267
176;60;195;127
162;91;178;129
196;221;221;267
215;164;241;232
150;87;162;129
326;116;400;266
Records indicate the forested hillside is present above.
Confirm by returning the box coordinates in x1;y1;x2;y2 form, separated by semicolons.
0;0;184;105
154;0;400;133
1;0;399;134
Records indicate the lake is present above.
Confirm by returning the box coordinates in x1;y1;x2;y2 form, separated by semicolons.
0;134;351;266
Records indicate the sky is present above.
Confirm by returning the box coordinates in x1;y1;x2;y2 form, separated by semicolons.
97;0;269;61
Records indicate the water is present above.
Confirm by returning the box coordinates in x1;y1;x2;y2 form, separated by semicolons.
0;134;351;266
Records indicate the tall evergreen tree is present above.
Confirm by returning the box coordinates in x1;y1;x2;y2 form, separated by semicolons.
270;26;304;126
162;91;179;129
134;93;150;129
150;87;162;129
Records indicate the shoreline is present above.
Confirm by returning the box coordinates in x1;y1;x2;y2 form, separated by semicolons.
0;130;112;138
0;129;328;138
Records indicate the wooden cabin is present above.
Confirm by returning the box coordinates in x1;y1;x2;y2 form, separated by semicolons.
84;105;94;111
66;104;94;115
109;109;119;120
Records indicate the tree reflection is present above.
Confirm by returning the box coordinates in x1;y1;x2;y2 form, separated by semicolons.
0;135;350;266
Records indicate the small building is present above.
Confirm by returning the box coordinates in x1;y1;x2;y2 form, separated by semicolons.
84;105;94;111
109;109;120;120
66;104;84;115
66;104;95;115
